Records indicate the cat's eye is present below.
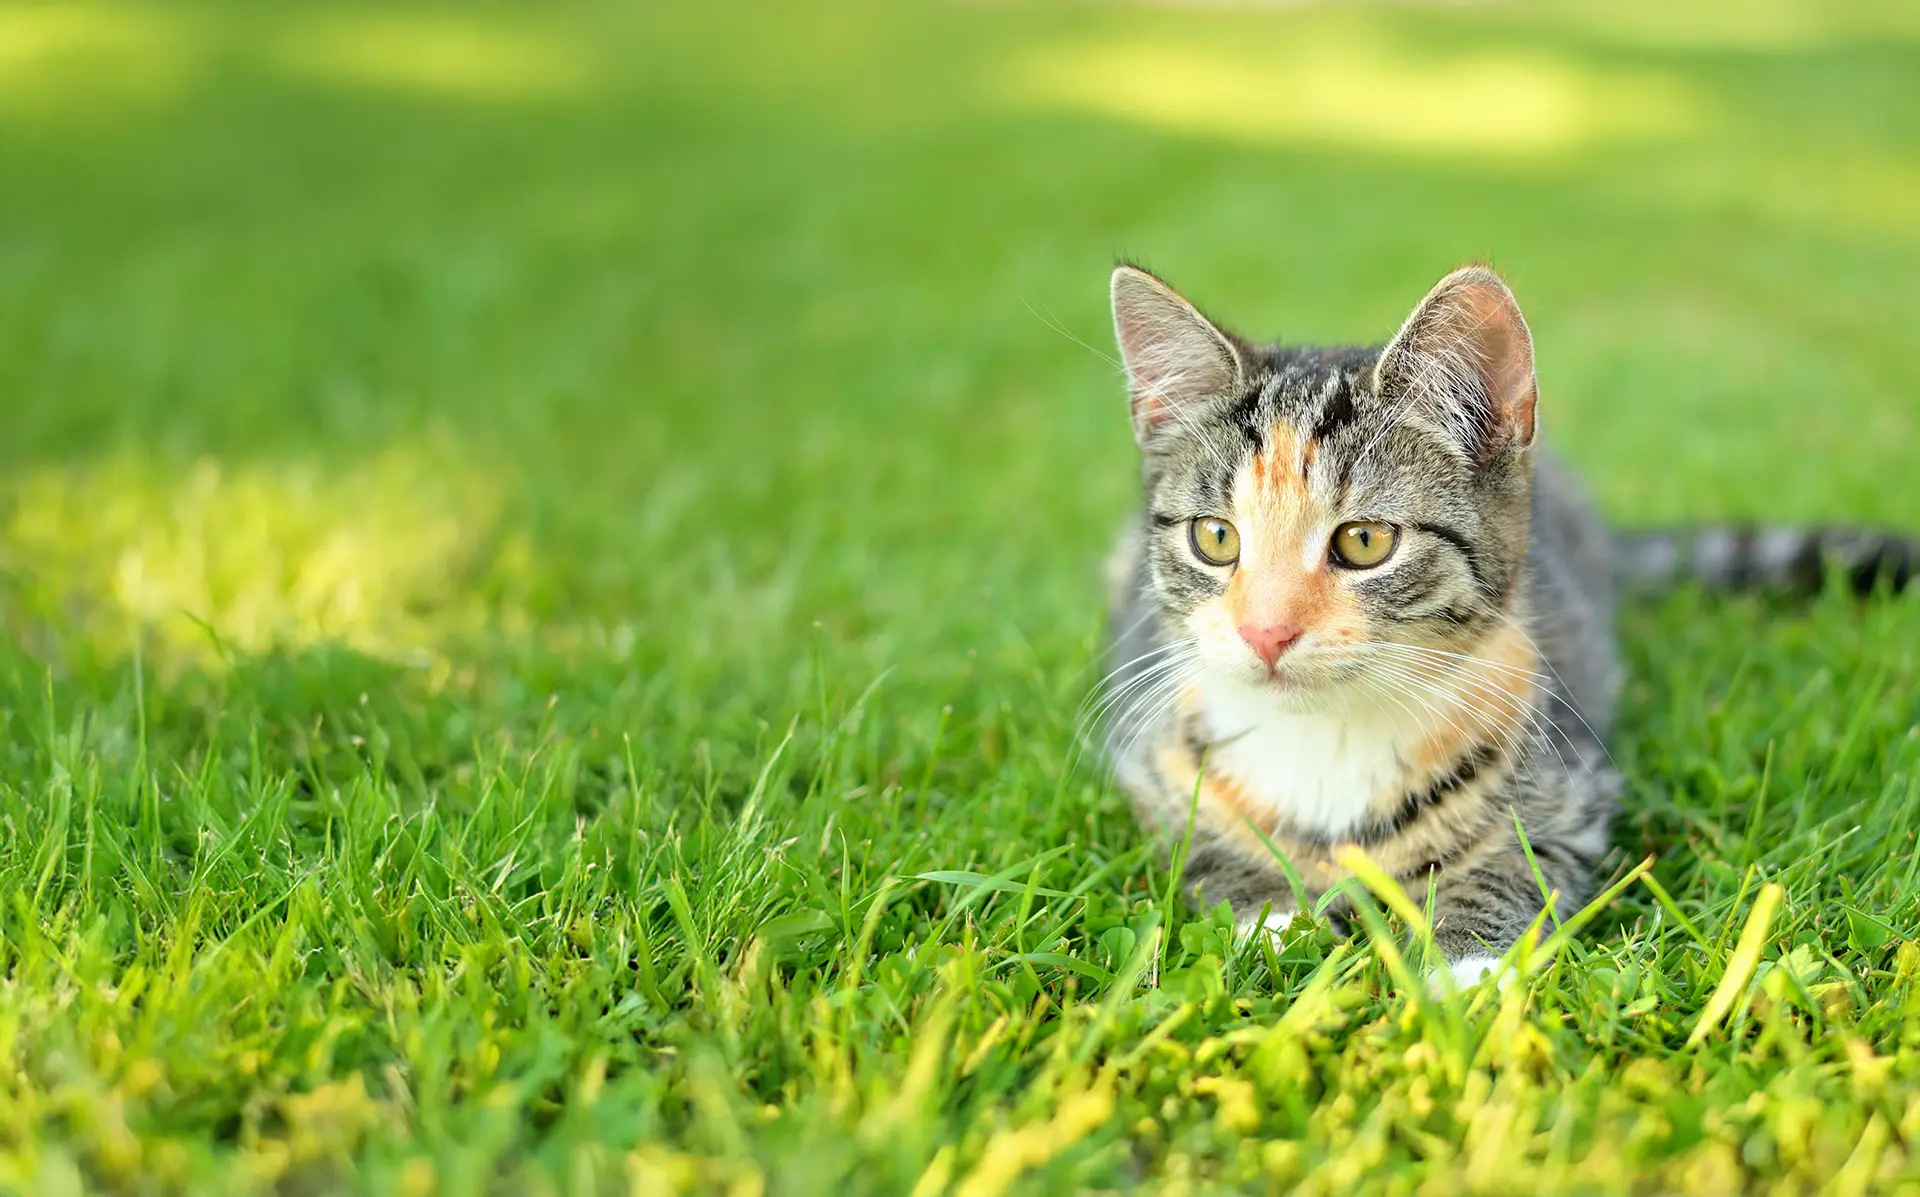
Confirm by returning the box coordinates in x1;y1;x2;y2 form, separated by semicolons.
1331;521;1398;569
1189;517;1240;566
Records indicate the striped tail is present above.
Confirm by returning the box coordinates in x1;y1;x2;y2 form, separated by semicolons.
1614;526;1917;595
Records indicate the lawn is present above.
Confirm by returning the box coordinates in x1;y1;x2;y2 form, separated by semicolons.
3;1;1920;1192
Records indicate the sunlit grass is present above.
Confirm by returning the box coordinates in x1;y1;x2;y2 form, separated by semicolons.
0;5;596;120
1004;32;1702;156
271;12;597;102
0;5;199;116
1536;0;1920;50
1;446;510;667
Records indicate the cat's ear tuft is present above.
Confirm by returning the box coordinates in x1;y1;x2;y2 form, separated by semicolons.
1111;265;1245;447
1374;266;1537;462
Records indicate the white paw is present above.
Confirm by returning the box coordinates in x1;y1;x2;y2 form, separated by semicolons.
1429;953;1511;995
1235;904;1298;944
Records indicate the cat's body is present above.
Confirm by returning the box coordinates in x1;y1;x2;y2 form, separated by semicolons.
1098;264;1908;984
1108;435;1618;983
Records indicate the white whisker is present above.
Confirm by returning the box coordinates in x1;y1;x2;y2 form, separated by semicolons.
1370;652;1582;792
1078;636;1199;717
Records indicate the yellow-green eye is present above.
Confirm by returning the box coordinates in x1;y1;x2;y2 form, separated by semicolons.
1189;517;1240;566
1331;521;1398;568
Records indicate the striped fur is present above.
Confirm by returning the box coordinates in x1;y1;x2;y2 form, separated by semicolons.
1101;264;1915;978
1103;264;1618;972
1615;526;1916;594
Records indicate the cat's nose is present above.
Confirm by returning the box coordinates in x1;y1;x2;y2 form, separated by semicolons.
1238;622;1301;667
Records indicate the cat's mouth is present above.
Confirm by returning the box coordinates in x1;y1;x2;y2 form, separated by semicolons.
1255;649;1365;698
1238;667;1345;716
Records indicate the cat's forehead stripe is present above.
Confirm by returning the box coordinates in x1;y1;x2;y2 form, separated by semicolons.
1234;420;1318;578
1248;418;1306;493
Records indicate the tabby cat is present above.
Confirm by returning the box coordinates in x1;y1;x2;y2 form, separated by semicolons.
1101;263;1914;987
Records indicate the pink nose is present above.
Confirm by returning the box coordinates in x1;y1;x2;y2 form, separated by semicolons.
1238;622;1302;667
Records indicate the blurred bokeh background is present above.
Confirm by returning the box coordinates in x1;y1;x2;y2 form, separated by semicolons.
2;0;1917;692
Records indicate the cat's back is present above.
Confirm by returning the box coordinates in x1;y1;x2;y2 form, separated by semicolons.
1524;447;1621;740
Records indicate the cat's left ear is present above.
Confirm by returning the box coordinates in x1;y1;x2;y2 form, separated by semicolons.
1111;265;1247;447
1374;266;1537;461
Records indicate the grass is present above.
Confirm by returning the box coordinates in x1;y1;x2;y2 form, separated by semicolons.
2;1;1920;1192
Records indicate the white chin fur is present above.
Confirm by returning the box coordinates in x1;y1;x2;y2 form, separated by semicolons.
1198;672;1417;842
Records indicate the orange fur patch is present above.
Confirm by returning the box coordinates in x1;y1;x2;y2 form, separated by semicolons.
1258;420;1306;501
1394;622;1540;806
1228;419;1338;632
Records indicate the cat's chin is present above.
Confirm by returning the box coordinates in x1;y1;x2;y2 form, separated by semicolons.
1267;674;1354;715
1206;662;1348;716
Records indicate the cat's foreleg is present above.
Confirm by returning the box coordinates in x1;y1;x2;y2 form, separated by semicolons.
1425;839;1594;990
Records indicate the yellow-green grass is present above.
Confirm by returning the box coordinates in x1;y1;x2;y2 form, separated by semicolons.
2;2;1919;1192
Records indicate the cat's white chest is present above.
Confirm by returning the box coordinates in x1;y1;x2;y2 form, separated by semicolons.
1199;681;1414;840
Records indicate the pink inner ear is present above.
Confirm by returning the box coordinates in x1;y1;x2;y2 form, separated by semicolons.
1110;268;1242;443
1114;315;1181;435
1449;279;1537;446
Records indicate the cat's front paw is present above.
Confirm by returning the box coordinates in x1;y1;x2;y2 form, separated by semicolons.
1427;953;1513;996
1234;904;1300;944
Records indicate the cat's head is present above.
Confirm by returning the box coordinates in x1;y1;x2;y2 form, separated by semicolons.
1112;264;1538;713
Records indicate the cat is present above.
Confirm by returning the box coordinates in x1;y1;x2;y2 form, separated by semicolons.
1100;263;1914;988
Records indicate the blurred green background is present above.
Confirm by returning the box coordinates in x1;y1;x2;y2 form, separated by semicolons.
4;0;1917;685
4;2;1920;1191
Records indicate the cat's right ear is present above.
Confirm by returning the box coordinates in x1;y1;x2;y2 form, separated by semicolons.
1111;266;1245;447
1373;266;1537;463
